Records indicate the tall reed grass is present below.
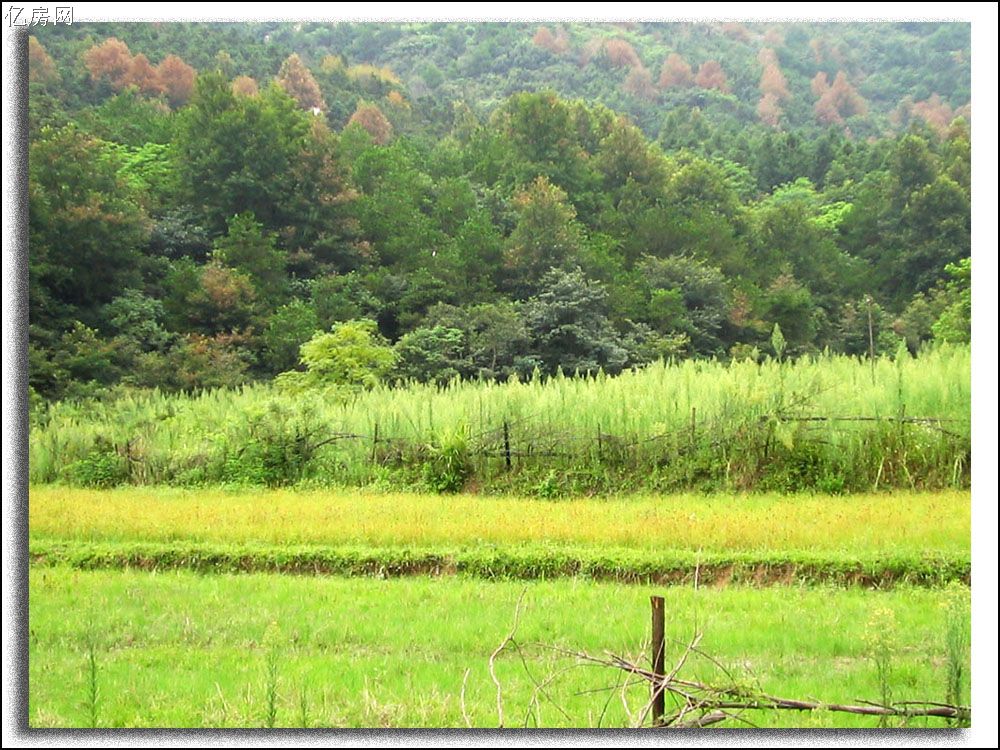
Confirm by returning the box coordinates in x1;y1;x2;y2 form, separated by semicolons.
29;345;971;493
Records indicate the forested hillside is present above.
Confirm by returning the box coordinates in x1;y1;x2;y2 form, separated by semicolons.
27;21;971;400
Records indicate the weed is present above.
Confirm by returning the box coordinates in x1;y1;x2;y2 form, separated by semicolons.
82;639;99;728
262;621;281;728
864;607;898;727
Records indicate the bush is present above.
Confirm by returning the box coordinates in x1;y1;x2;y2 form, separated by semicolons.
62;445;128;488
422;426;472;493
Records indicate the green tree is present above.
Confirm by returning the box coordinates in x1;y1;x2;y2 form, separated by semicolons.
262;300;319;374
29;125;150;332
212;212;288;304
393;326;469;385
175;73;311;234
523;267;628;375
279;319;396;390
638;255;731;356
503;176;586;296
931;258;971;344
424;302;530;381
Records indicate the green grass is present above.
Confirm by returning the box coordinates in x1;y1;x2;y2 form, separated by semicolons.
28;568;970;728
29;539;970;588
29;345;970;492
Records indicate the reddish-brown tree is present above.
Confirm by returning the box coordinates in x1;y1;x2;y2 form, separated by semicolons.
231;75;259;97
28;36;59;84
911;93;954;136
814;71;867;124
347;101;393;145
811;71;830;98
156;54;196;108
695;60;729;93
758;49;790;103
532;26;558;53
276;53;327;112
83;37;133;90
623;65;657;100
757;93;782;127
763;27;784;47
386;90;409;109
720;22;751;43
126;53;164;96
578;37;604;67
658;52;693;88
604;38;641;69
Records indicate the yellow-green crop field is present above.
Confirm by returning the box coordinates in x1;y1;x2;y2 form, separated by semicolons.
30;486;970;554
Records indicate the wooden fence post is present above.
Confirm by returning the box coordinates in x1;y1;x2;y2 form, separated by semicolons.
503;420;511;472
371;421;379;464
651;595;665;727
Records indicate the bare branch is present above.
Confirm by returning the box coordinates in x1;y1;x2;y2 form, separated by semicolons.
488;587;528;728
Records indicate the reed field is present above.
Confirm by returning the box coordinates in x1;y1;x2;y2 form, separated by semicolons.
29;345;971;494
27;570;970;729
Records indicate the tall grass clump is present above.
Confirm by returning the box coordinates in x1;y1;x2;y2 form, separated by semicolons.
29;344;970;494
83;639;100;728
942;583;971;725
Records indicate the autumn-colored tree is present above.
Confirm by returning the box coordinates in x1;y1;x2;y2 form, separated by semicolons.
603;38;641;69
757;93;782;128
763;27;784;47
214;50;236;78
578;37;604;67
658;52;693;89
276;53;327;112
504;176;585;295
347;101;393;145
814;71;867;124
809;37;826;64
28;36;59;85
758;49;790;101
386;89;409;109
126;53;164;96
623;65;657;101
533;26;556;51
184;262;258;334
156;54;196;108
553;26;571;55
757;47;777;68
532;25;569;55
720;22;751;42
231;75;259;97
811;71;830;99
911;94;955;136
83;37;133;90
694;60;729;93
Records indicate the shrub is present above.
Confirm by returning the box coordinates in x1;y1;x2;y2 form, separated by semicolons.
62;444;128;488
422;426;472;493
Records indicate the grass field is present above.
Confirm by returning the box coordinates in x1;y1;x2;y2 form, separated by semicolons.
29;345;971;493
28;569;970;729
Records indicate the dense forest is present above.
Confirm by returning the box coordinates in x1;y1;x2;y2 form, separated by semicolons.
27;21;971;401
